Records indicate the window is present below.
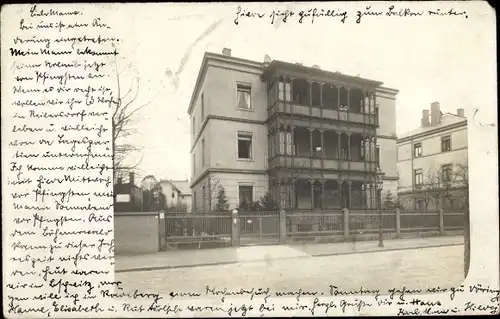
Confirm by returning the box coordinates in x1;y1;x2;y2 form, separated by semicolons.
192;117;196;137
270;135;275;157
360;139;364;159
192;153;196;174
171;192;175;198
286;131;292;154
193;193;197;212
413;143;422;158
442;164;452;183
414;169;423;186
285;82;291;101
237;132;252;159
280;185;286;209
239;185;253;207
201;138;205;167
236;83;251;110
201;93;204;120
441;136;451;152
375;145;380;168
279;131;284;154
278;82;284;101
202;186;206;211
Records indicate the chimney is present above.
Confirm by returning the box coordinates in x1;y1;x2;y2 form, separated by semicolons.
263;54;272;65
457;108;465;117
430;102;441;126
421;109;430;127
129;172;135;186
222;48;231;57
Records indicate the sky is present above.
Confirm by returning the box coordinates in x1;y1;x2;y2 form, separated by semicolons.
109;2;496;182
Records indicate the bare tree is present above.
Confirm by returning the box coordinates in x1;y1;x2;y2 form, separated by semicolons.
111;56;166;184
450;163;469;210
418;163;469;211
112;67;145;180
193;175;224;213
417;167;443;210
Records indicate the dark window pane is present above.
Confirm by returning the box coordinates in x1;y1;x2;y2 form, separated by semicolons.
238;134;252;159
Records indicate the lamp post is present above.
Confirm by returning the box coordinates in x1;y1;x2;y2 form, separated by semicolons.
376;168;385;247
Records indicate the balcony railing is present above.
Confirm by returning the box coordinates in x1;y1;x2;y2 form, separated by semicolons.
269;155;378;172
270;102;378;126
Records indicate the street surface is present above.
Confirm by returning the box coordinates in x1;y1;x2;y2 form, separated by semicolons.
116;245;464;297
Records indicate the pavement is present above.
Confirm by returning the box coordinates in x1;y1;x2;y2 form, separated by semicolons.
116;244;466;305
115;235;464;273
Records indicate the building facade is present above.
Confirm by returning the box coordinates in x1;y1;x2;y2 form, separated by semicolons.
188;49;398;212
397;102;468;210
159;180;192;212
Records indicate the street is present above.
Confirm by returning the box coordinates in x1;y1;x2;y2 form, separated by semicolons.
116;245;464;297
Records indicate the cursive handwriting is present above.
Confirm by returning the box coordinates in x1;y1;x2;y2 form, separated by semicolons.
4;3;116;317
233;4;469;25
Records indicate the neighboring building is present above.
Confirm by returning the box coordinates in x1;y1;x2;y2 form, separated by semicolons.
397;102;468;210
114;172;143;212
188;48;398;212
170;180;192;212
158;179;192;212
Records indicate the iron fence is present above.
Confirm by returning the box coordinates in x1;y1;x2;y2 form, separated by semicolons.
400;210;440;232
161;208;466;249
286;212;344;238
165;211;232;245
443;210;466;231
348;211;397;235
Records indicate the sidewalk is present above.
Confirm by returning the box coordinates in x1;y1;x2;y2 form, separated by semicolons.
115;235;463;273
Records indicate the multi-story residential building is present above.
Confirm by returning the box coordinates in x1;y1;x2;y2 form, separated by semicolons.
188;48;398;212
397;102;468;210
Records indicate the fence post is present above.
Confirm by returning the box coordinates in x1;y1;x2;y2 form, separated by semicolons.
396;208;401;238
439;209;444;235
231;209;240;247
258;215;263;239
159;210;166;251
343;208;349;241
279;209;286;244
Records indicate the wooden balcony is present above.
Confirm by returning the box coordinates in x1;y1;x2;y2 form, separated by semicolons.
269;155;378;173
270;102;378;126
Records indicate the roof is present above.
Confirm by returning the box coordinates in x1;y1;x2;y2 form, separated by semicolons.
159;179;191;195
170;180;191;196
187;51;388;115
398;113;467;141
262;60;384;87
